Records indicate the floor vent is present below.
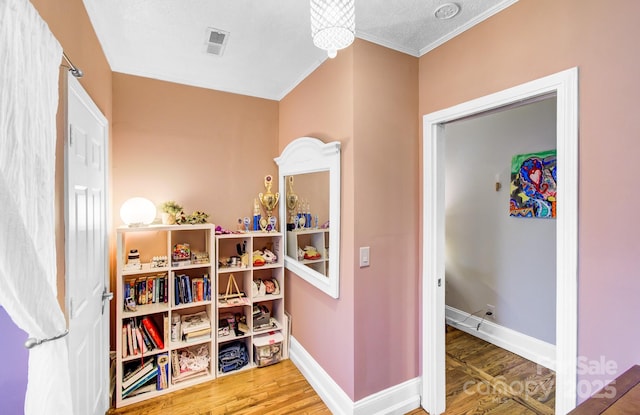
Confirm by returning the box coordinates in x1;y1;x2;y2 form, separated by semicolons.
205;28;229;56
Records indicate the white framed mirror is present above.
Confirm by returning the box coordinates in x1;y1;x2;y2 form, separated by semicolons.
275;137;341;298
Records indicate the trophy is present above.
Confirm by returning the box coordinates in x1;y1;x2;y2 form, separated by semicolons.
286;176;299;230
258;174;279;230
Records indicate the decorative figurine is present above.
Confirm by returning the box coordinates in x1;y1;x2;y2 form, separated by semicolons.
253;198;261;231
243;216;250;232
124;249;142;271
258;175;279;230
286;176;299;231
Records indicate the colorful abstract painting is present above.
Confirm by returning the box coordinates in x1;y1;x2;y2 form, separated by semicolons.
510;149;557;218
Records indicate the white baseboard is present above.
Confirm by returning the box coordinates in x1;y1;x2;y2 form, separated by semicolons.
353;377;421;415
445;305;556;370
289;336;422;415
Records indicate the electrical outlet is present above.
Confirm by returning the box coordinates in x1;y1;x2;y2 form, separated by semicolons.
486;304;496;319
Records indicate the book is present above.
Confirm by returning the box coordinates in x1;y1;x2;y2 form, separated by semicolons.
139;324;155;351
140;316;164;349
121;326;127;358
122;359;154;390
184;333;211;343
137;278;145;305
130;320;139;354
192;278;204;302
181;311;210;334
184;275;192;303
126;323;134;356
123;366;158;398
140;321;158;349
147;278;154;304
174;276;181;305
134;326;148;354
163;315;169;346
204;275;210;300
124;382;156;398
156;353;169;390
163;276;168;303
184;326;211;343
158;276;165;303
184;327;211;339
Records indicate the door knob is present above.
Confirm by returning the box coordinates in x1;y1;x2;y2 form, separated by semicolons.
102;289;113;314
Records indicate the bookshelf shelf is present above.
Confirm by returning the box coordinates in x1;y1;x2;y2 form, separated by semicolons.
121;347;168;363
122;303;169;319
215;232;286;376
121;264;170;276
287;228;330;276
172;300;212;311
115;226;287;408
115;224;215;408
171;337;213;349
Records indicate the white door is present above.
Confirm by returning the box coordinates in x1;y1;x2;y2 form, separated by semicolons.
66;73;110;415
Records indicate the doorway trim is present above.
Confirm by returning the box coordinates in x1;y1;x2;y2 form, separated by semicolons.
421;67;578;415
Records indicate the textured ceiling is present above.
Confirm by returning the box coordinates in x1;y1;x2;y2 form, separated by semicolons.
82;0;518;100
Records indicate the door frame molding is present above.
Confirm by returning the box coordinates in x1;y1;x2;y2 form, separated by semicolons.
421;67;578;414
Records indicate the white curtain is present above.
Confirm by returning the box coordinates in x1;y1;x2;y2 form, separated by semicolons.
0;0;73;413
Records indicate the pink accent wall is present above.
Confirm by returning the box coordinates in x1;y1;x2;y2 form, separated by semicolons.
111;73;279;347
111;72;279;230
279;49;357;398
352;41;419;399
279;41;419;400
418;0;640;400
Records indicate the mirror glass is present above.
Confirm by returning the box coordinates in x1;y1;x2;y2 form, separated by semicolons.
284;172;330;275
275;137;340;298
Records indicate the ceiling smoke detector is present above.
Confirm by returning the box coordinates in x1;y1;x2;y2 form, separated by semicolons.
434;3;460;20
205;27;229;56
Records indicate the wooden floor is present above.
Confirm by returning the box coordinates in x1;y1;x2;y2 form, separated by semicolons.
108;359;330;415
407;326;555;415
109;327;555;415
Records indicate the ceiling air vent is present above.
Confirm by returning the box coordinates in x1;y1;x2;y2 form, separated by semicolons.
205;27;229;56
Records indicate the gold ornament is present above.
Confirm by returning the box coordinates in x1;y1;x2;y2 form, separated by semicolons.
258;174;280;221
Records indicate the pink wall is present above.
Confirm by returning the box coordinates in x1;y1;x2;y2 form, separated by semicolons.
279;49;357;397
352;41;419;399
418;0;640;399
112;73;279;230
279;40;420;401
111;73;279;346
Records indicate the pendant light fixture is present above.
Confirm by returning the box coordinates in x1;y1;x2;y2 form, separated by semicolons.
310;0;355;59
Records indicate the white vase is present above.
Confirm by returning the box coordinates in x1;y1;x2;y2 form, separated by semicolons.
161;212;176;225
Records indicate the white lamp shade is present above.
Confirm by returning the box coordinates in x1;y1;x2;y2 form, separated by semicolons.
120;197;157;226
310;0;355;58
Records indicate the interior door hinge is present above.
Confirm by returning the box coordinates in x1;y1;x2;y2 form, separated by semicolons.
438;278;442;287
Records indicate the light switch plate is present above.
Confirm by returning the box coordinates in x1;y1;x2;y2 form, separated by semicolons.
359;246;370;267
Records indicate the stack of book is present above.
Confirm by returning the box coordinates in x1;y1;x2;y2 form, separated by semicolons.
174;274;211;305
180;311;211;342
123;272;169;310
121;353;170;399
121;316;166;358
122;360;157;399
